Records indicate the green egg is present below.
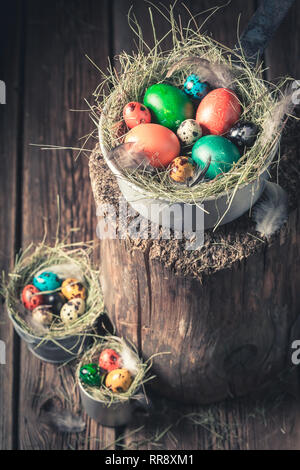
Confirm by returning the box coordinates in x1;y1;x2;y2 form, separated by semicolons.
79;363;103;387
191;135;241;180
144;83;194;132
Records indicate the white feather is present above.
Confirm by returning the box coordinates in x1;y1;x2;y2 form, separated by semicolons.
27;314;50;335
120;345;139;376
166;57;236;89
43;410;86;433
253;182;288;237
35;263;84;281
108;142;152;171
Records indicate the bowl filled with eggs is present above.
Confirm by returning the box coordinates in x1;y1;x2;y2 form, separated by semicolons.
96;13;292;231
77;336;152;427
3;242;105;363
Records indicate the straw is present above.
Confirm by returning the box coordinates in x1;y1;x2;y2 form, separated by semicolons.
92;5;296;206
2;241;105;340
76;335;155;405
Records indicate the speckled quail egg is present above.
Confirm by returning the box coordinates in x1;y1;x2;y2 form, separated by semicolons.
61;278;86;300
60;298;85;325
184;74;210;100
169;156;195;184
105;368;133;393
177;119;202;146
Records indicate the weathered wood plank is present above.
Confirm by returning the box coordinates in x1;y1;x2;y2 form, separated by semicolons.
106;0;300;452
259;0;300;452
264;0;300;80
0;0;23;450
118;369;300;450
113;0;254;56
110;0;266;451
18;0;115;449
4;0;298;450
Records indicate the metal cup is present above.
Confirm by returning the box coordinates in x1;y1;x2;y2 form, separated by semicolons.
98;103;280;230
8;308;92;364
79;380;150;427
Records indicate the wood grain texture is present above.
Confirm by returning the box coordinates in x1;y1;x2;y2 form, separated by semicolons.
264;0;300;80
18;0;115;449
99;208;300;404
0;0;23;450
1;0;300;451
95;0;300;450
112;0;254;56
121;373;300;450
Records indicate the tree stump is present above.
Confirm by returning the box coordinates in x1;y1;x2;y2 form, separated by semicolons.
89;120;300;404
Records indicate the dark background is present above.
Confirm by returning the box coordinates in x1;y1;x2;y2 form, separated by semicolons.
0;0;300;450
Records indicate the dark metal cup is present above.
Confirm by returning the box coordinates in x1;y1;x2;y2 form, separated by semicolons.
8;308;92;363
79;380;150;427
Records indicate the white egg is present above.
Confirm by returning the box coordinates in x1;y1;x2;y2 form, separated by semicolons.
177;119;202;146
60;298;85;325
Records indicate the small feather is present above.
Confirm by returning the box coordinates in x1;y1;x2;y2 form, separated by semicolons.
108;142;152;172
27;314;50;335
260;86;295;148
42;410;86;433
120;345;139;376
35;263;84;282
166;57;237;90
252;182;288;237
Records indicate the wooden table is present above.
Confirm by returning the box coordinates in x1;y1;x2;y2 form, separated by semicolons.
1;0;300;450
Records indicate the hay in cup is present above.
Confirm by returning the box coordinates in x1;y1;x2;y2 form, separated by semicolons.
3;241;105;340
77;336;154;405
93;4;296;206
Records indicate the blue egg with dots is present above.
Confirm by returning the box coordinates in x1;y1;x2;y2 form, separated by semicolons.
184;74;209;100
33;271;62;292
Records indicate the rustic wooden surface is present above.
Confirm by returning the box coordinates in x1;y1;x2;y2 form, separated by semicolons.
1;0;300;450
97;215;300;405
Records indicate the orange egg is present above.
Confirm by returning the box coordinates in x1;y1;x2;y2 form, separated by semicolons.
196;88;241;135
124;123;180;168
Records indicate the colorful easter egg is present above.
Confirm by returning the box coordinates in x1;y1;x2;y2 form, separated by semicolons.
177;119;202;146
105;368;133;393
143;83;194;131
226;121;259;150
124;123;180;168
123;102;151;129
43;292;66;315
60;303;78;325
33;271;62;292
22;284;44;311
196;88;241;135
191;135;241;180
61;278;86;300
60;298;85;320
184;74;210;100
32;305;53;326
169;156;195;184
80;364;102;387
68;297;85;315
99;349;121;372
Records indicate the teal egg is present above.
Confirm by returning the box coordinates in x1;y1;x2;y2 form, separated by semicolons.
191;135;241;180
33;271;62;292
144;83;194;132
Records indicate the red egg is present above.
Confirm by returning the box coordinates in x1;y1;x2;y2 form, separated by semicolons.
21;284;44;311
99;348;122;372
124;123;180;167
123;102;151;129
196;88;241;135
